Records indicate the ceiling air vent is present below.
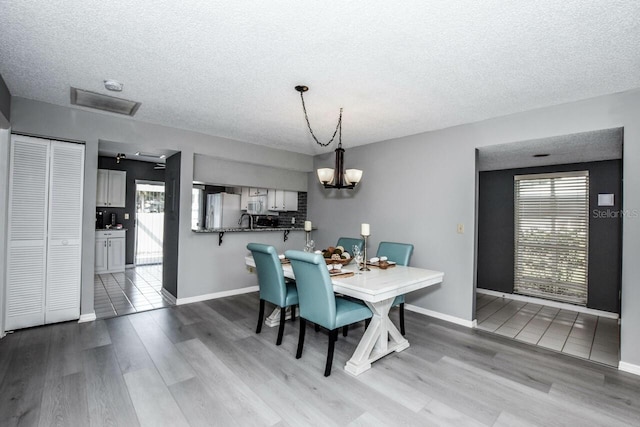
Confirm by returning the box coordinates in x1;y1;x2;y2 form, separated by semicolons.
70;87;141;116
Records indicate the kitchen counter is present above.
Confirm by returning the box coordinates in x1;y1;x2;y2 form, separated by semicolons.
192;226;310;245
192;226;306;233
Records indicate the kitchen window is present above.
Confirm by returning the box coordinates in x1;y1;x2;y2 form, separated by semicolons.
514;171;589;305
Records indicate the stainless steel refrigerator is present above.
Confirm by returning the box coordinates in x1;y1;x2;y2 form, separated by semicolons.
205;193;242;229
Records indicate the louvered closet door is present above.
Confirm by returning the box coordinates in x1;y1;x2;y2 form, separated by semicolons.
6;136;50;330
45;141;85;323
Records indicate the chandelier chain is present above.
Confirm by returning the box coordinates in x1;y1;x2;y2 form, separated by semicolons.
299;91;342;147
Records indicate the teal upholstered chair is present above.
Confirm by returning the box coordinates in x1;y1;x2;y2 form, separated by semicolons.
248;243;298;345
285;250;372;377
376;242;414;335
336;237;364;254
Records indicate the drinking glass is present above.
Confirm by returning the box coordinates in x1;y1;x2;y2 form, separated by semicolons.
352;245;362;268
304;239;315;252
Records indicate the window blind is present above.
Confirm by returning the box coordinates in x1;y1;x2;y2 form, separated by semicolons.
514;171;589;305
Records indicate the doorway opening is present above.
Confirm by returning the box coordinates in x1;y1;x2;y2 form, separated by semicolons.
474;128;622;367
135;181;165;266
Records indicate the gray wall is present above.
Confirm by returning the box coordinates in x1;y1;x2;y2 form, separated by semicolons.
0;73;9;334
6;97;313;317
307;89;640;368
477;160;622;313
0;128;10;336
194;154;308;192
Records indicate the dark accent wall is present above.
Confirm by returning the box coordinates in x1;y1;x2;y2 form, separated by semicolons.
0;73;11;126
477;160;622;313
97;156;165;264
163;153;181;298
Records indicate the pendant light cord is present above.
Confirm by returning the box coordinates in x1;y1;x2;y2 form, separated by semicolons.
298;91;343;147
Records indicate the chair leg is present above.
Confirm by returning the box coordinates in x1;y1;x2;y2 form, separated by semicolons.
325;329;338;377
256;299;265;334
399;303;405;336
291;305;296;322
296;318;306;359
276;306;286;345
342;325;348;337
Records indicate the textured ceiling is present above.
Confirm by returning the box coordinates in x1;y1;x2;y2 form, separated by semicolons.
1;1;639;155
477;128;623;172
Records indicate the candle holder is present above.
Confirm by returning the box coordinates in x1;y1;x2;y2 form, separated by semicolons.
360;235;370;271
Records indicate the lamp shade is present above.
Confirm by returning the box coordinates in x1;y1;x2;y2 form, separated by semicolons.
345;169;363;185
317;168;334;184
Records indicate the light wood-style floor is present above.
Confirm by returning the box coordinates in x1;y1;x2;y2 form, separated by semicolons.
1;292;639;426
476;293;620;367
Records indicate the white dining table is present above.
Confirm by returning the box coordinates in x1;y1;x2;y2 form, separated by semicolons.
245;256;444;376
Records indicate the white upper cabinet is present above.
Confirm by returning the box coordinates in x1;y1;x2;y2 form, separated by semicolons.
267;189;298;211
96;169;126;207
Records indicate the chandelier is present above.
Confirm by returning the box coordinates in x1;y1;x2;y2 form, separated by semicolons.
295;85;363;189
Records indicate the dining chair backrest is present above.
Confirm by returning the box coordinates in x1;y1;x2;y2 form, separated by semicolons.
336;237;364;254
376;241;414;266
247;243;287;307
285;250;337;330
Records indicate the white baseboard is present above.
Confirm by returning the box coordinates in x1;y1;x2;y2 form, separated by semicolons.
618;361;640;376
405;304;477;328
78;312;97;323
476;288;619;320
177;285;258;306
161;288;177;305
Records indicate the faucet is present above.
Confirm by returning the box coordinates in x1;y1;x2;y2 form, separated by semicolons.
238;213;254;229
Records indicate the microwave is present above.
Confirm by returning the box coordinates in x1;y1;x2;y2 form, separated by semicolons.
247;196;267;214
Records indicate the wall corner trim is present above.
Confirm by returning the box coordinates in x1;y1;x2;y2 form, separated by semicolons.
405;304;477;328
161;288;177;305
78;312;97;323
176;285;258;305
618;361;640;376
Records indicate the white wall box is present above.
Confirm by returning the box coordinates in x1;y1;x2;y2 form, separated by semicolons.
96;169;126;207
95;230;126;274
267;189;298;211
5;135;85;330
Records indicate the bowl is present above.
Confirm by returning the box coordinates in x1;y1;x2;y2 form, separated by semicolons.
324;257;352;266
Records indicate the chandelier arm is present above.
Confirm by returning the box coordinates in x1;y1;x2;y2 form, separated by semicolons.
299;91;342;147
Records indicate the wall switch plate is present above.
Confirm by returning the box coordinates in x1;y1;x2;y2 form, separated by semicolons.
457;223;464;234
124;213;130;220
598;193;614;206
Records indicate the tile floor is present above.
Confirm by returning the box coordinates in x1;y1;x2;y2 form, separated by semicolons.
476;292;620;367
94;264;173;320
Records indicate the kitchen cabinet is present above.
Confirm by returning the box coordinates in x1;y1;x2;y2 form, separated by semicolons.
249;187;268;196
6;135;85;330
241;187;268;211
95;230;126;273
96;169;126;207
267;189;298;211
